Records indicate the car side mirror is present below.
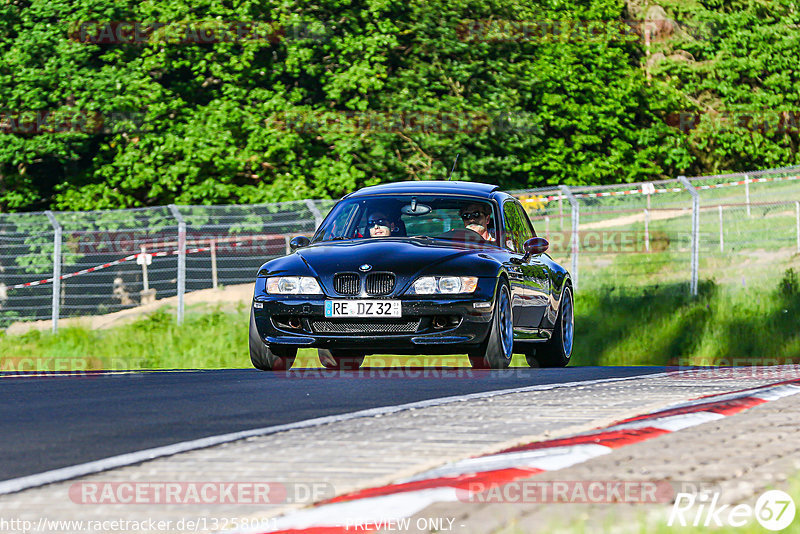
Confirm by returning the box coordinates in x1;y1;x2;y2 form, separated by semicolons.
290;236;311;252
523;237;549;258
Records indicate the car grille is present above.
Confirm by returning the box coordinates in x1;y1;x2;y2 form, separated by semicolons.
311;319;421;334
333;273;360;295
365;272;395;296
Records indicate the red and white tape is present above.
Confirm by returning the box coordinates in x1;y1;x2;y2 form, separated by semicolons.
522;174;800;203
6;246;211;291
236;378;800;534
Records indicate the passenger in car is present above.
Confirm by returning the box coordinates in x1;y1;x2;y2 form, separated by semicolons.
367;210;396;238
459;203;496;242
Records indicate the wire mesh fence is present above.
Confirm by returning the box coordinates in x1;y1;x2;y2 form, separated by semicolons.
1;166;799;330
514;166;800;296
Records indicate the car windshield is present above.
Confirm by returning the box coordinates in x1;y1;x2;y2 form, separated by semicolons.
312;195;499;246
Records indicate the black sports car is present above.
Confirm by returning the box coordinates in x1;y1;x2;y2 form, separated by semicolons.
250;181;573;370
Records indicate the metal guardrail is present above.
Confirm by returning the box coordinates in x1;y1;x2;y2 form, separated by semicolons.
1;166;799;330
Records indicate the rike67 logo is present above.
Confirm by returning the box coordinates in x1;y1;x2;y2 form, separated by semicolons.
669;490;796;531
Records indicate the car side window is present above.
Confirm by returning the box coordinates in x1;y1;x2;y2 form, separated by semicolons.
320;203;359;241
503;200;524;252
514;202;535;242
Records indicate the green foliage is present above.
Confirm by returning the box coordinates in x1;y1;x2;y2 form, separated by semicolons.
1;0;798;212
649;0;800;175
0;311;20;330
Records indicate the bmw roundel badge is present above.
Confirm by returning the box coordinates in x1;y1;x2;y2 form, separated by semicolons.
359;264;372;272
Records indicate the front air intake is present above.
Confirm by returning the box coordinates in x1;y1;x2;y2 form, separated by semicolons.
333;273;360;295
365;272;395;296
311;319;420;334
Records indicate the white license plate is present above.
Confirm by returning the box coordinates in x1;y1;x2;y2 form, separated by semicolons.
324;300;401;318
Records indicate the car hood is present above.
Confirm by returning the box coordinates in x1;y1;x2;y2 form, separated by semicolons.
260;238;502;296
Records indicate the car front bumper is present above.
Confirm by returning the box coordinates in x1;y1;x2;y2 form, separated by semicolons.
252;291;497;354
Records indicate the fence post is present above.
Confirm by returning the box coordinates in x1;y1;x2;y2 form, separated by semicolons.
304;199;323;230
545;215;550;243
168;205;186;324
678;176;699;296
744;174;750;217
796;201;800;254
559;185;579;291
45;211;61;333
558;193;563;230
718;205;724;253
140;245;150;292
644;209;650;252
210;239;218;289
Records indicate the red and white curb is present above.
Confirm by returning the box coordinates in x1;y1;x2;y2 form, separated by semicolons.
235;378;800;534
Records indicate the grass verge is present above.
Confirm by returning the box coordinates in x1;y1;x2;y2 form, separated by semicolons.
572;269;800;367
1;272;798;371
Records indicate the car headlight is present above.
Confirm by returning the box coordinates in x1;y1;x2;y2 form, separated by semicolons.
266;276;322;295
409;276;478;294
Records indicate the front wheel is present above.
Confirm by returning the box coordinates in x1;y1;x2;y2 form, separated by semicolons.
249;308;296;371
532;285;574;368
318;349;365;370
469;280;513;369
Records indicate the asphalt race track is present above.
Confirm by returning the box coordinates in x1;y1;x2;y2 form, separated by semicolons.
0;367;668;483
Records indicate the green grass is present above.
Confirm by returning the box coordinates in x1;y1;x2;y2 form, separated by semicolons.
530;469;800;534
573;270;800;366
0;304;252;372
1;270;798;371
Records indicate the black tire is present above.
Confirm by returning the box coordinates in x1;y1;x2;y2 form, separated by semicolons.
468;280;513;369
533;285;574;368
249;308;296;371
318;349;365;370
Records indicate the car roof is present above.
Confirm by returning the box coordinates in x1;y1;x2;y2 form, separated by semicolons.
346;180;501;199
